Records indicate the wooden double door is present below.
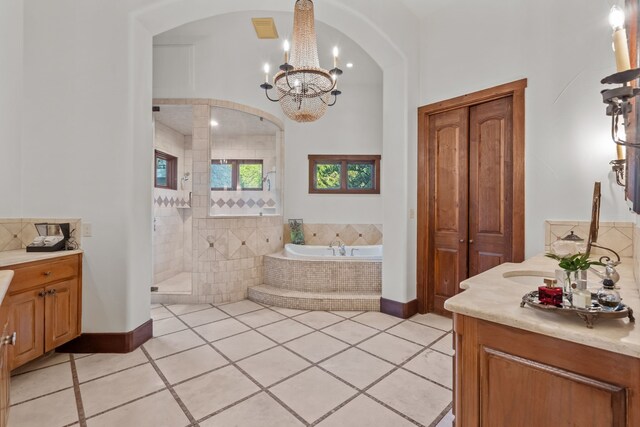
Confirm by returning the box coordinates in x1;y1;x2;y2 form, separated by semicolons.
418;81;526;315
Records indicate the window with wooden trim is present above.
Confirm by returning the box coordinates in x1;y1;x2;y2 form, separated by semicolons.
211;159;264;191
155;150;178;190
308;155;381;194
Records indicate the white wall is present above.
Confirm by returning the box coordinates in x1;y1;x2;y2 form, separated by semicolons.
20;0;151;332
0;0;23;217
283;82;383;223
418;0;635;258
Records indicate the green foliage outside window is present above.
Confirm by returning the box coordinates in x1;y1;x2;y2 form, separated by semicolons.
210;160;263;191
239;163;263;190
347;163;374;189
315;163;341;189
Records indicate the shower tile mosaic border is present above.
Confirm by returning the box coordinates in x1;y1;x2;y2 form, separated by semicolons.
154;195;191;208
211;198;276;209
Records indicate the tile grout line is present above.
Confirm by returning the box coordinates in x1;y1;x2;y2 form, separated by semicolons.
253;304;453;426
139;345;199;426
9;385;76;407
194;303;433;426
428;402;453;427
87;302;451;427
69;354;88;427
164;301;452;427
10;302;453;427
163;303;311;427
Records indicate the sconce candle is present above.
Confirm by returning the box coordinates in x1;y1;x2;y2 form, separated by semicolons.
263;63;270;83
283;39;290;64
333;46;339;68
610;6;631;72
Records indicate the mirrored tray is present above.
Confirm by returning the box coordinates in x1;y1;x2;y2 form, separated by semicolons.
520;291;635;329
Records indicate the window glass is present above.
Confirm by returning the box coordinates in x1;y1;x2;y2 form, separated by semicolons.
238;162;263;190
211;162;233;190
155;150;177;189
347;162;374;189
156;158;167;187
315;163;342;190
308;155;380;194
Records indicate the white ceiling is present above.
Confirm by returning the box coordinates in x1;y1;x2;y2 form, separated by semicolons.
153;104;279;137
153;10;382;87
210;106;279;137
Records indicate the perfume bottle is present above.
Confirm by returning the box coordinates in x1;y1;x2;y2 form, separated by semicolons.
571;281;592;309
538;278;563;306
597;278;621;311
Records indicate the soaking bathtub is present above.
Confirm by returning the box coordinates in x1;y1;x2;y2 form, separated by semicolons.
283;243;383;261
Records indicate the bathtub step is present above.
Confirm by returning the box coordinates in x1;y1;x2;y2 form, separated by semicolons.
248;284;380;312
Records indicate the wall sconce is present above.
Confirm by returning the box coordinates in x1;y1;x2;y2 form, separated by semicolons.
601;5;640;187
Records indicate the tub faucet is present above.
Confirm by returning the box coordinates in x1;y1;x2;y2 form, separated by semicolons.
330;240;346;256
350;248;359;257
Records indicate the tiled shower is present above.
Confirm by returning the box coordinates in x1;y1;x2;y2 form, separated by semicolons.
151;99;285;305
153;107;194;294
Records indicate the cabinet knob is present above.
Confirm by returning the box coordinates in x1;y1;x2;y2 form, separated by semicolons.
2;332;16;346
43;271;52;276
38;290;46;297
469;240;474;244
459;239;465;243
48;289;57;296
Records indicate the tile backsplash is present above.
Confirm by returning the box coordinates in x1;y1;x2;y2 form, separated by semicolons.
283;223;383;246
0;218;82;252
545;220;633;258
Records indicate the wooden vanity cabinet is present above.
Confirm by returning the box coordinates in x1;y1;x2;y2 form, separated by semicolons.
0;303;10;427
0;254;82;370
453;314;640;426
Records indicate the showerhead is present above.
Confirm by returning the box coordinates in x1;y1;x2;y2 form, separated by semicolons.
181;172;191;182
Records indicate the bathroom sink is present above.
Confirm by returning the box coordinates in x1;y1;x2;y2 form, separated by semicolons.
502;270;556;286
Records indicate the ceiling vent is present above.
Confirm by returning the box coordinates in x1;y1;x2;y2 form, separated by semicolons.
252;18;279;39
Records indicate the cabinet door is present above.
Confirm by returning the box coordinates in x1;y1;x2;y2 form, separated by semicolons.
468;97;513;276
480;347;626;427
44;279;78;352
7;289;45;370
0;322;9;427
428;107;469;314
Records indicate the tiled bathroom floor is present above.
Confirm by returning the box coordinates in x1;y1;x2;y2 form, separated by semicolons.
10;301;454;427
154;272;192;294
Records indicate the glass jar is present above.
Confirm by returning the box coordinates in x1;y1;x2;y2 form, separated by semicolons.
597;279;621;311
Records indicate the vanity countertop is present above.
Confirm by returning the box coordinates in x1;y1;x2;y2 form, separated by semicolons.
0;249;83;268
444;254;640;359
0;271;13;305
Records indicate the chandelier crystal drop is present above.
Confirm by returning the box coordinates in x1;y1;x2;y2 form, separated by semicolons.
260;0;343;123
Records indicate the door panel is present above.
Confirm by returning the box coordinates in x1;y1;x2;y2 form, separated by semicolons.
469;97;513;277
480;347;626;427
7;289;44;370
428;107;469;315
44;279;78;352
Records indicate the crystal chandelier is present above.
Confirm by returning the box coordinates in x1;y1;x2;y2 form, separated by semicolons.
260;0;343;123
